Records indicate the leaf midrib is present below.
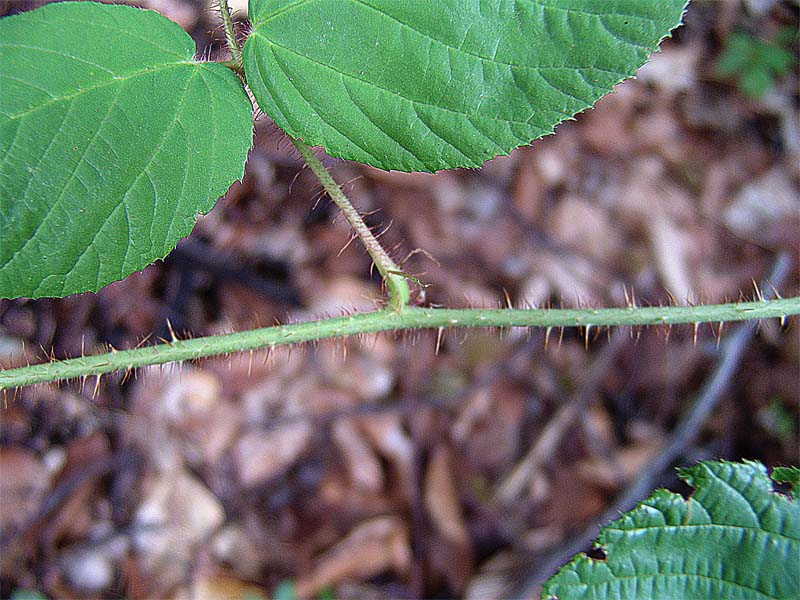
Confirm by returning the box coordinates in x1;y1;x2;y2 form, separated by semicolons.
251;32;593;126
253;8;636;75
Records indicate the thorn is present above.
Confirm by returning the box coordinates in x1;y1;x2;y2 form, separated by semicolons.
544;327;552;351
134;333;153;349
337;232;359;257
693;322;699;347
664;288;678;307
262;346;273;367
374;219;394;240
92;374;102;399
715;321;724;349
623;284;632;309
166;318;179;343
584;324;591;350
766;280;782;300
558;327;564;350
503;288;513;310
435;327;444;355
752;279;765;302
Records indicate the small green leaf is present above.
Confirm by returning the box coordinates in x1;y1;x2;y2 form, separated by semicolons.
274;580;297;600
716;33;753;76
244;0;688;172
740;66;775;98
0;1;253;298
10;590;48;600
543;460;800;600
772;467;800;500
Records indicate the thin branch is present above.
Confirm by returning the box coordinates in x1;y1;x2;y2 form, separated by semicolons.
494;331;628;503
293;140;411;310
2;297;798;390
217;0;243;71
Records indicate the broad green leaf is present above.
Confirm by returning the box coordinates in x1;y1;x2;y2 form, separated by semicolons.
0;1;253;298
243;0;688;172
543;460;800;600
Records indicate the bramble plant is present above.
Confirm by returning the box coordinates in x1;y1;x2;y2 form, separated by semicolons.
1;1;799;597
1;0;798;389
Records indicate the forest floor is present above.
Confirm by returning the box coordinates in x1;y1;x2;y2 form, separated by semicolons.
1;1;798;599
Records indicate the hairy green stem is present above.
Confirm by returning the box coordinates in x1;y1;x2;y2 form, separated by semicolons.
2;298;797;390
293;140;411;310
217;0;243;71
214;0;409;310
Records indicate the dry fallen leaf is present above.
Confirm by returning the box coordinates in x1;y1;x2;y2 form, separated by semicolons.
333;418;384;492
425;445;470;546
235;422;312;487
43;432;111;549
424;445;475;593
132;467;225;594
295;516;411;598
359;415;415;496
0;447;50;534
191;570;269;600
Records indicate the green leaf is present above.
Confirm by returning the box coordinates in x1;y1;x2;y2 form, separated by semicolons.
543;460;800;600
740;66;775;98
274;580;297;600
0;1;253;298
10;590;48;600
243;0;688;172
716;33;754;77
772;467;800;500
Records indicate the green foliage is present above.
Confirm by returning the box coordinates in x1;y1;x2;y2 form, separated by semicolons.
9;590;48;600
274;580;297;600
1;6;799;596
243;0;689;172
543;460;800;600
757;398;797;444
0;0;688;298
716;28;796;98
772;466;800;500
0;1;253;298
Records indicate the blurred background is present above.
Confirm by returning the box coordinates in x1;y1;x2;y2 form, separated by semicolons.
1;0;798;598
